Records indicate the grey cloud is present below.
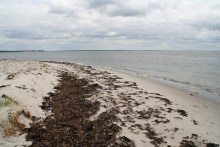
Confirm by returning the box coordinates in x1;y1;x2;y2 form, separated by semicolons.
208;35;220;42
106;7;146;17
93;1;161;17
81;30;121;39
3;30;72;40
106;2;161;17
191;22;220;31
186;13;220;31
3;30;45;40
49;7;75;15
87;0;116;8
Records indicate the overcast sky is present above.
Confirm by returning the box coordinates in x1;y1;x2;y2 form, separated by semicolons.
1;0;220;50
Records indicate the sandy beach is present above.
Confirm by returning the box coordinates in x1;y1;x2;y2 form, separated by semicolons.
0;60;219;147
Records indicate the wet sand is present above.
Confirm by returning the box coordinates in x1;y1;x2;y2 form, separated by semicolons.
0;60;219;147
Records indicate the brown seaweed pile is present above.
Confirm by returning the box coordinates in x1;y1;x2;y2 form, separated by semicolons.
25;72;134;147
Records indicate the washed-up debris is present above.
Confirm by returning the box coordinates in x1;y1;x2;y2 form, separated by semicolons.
25;72;133;146
180;139;196;147
154;119;170;124
0;84;11;88
206;143;219;147
145;123;166;146
177;109;188;117
154;96;172;105
15;85;27;90
111;136;136;147
193;120;198;125
6;74;15;80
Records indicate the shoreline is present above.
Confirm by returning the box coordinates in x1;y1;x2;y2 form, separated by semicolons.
101;67;220;103
0;60;219;146
96;66;220;103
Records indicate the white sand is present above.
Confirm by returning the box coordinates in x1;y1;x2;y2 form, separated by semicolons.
0;60;219;147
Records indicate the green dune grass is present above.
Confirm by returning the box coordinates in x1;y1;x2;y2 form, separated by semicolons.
0;95;18;107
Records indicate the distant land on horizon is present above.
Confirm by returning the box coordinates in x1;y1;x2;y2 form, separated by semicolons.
0;50;44;52
0;49;219;52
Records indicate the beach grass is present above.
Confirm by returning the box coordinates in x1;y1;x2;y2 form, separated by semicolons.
0;94;18;107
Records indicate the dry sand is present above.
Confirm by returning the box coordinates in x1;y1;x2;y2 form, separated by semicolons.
0;60;219;147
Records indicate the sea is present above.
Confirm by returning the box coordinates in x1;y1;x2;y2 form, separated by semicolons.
0;50;219;101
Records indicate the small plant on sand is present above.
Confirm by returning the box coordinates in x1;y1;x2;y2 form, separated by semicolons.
0;109;32;138
8;112;26;132
0;121;17;137
0;94;18;107
21;109;32;119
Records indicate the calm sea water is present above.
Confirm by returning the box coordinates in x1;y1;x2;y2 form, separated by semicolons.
0;51;220;101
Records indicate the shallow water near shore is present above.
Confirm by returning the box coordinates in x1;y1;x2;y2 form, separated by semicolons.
0;50;220;101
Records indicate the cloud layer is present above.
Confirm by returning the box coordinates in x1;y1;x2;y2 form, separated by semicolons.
0;0;220;50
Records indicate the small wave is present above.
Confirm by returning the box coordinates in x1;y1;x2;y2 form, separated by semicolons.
76;62;84;65
151;76;220;97
92;65;220;100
